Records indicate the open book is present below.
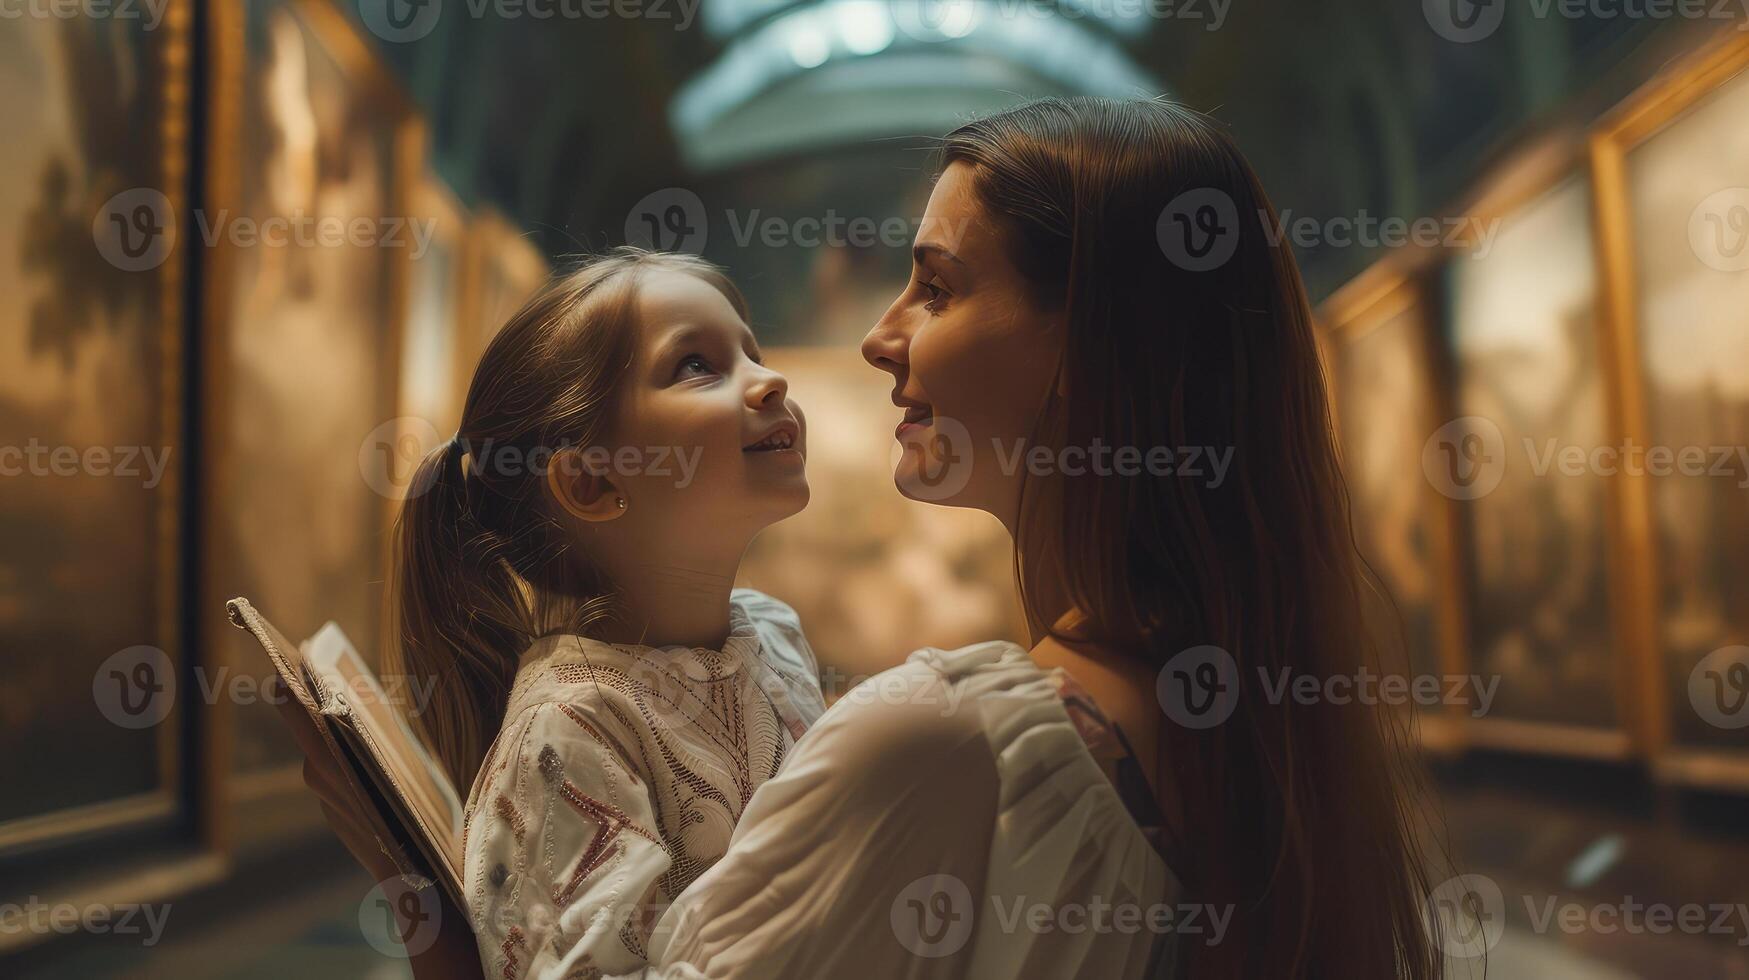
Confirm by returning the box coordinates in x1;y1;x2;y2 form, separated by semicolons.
226;597;465;910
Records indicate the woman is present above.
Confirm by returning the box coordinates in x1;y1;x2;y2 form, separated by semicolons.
286;96;1443;979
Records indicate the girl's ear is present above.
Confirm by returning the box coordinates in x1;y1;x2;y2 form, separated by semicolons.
547;448;628;522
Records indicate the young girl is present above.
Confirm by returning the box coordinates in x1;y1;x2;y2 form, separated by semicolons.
389;248;827;979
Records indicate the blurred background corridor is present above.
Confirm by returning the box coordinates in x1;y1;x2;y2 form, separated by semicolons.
3;0;1749;976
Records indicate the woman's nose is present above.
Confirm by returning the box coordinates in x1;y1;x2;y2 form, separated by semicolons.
861;306;909;376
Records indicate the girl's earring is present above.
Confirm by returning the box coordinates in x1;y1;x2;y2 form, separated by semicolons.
616;496;626;510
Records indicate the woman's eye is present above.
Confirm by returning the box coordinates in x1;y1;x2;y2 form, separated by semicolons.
917;279;948;312
675;354;714;379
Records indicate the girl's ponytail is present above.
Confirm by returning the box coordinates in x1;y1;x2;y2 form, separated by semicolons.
385;247;750;794
391;435;505;794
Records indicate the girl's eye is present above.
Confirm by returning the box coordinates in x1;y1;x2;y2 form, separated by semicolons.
675;354;714;379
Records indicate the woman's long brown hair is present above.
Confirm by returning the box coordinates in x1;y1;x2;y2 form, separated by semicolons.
943;98;1443;978
387;247;749;794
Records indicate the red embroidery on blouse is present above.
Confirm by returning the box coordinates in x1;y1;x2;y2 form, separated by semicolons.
501;925;527;980
553;779;665;907
495;794;526;844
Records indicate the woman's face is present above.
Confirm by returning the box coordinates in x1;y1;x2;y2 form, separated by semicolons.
602;268;809;537
861;161;1065;529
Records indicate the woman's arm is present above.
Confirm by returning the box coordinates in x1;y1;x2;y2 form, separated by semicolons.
271;680;485;980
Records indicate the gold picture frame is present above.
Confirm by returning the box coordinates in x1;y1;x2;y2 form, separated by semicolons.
1437;144;1636;760
1591;29;1749;789
405;172;471;435
0;0;194;856
1318;263;1469;756
461;205;551;372
202;0;422;850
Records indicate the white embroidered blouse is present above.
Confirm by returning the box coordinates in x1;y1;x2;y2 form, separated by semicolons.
461;589;827;980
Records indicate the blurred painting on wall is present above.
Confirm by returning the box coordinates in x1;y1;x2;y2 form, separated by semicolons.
206;0;413;776
0;11;186;838
1622;58;1749;751
464;208;549;364
360;174;471;510
400;177;467;439
1444;176;1619;732
735;348;1027;688
1327;286;1446;705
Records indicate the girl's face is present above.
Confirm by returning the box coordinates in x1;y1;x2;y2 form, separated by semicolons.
603;269;808;538
860;162;1065;529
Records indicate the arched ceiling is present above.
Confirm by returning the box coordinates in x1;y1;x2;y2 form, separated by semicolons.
357;0;1708;297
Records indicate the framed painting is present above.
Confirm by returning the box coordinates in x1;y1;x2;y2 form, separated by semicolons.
359;172;470;526
1593;30;1749;787
0;2;192;854
462;207;550;372
1439;165;1630;757
402;175;469;438
1320;267;1467;752
203;0;420;836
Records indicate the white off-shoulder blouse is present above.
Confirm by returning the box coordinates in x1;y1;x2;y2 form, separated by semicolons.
641;639;1179;980
461;589;827;980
